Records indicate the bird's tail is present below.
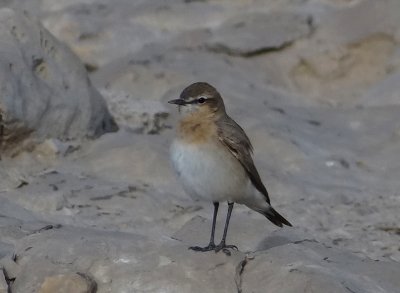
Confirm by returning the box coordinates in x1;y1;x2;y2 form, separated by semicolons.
263;206;292;227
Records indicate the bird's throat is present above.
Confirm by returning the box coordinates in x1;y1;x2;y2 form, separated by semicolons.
178;110;217;144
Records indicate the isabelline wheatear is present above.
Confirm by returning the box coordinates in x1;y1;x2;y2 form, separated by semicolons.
169;82;292;254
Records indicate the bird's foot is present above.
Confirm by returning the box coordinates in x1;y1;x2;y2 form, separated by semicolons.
214;242;238;256
189;243;216;252
189;242;238;256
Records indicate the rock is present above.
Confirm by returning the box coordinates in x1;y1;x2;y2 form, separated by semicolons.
241;240;400;293
12;189;67;213
172;215;300;253
7;221;400;293
0;257;20;282
286;0;400;105
0;1;400;292
0;271;7;293
289;33;397;106
9;226;157;292
35;0;232;67
32;139;80;161
39;273;96;293
39;2;159;68
75;130;176;188
0;242;13;259
99;90;169;134
359;71;400;106
0;8;117;154
206;11;312;56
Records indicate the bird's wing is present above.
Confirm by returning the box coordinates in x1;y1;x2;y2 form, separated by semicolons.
216;116;270;204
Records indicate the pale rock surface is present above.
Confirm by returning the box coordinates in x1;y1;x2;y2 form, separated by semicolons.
241;240;400;293
0;273;7;293
100;90;170;134
2;218;400;293
39;273;96;293
0;0;399;292
0;8;117;153
359;71;400;106
206;11;312;56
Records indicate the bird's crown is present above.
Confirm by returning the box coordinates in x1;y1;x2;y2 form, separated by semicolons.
168;82;225;114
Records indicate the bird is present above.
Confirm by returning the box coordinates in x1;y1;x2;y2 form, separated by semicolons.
169;82;292;255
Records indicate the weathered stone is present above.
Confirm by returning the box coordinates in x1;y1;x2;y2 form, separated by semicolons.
206;11;312;56
0;271;7;293
359;71;400;106
6;221;400;293
0;242;13;260
0;8;117;153
241;240;400;293
289;33;397;105
39;273;96;293
100;90;170;134
0;257;20;281
0;0;399;292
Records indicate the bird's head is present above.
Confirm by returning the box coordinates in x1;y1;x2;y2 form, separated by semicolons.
168;82;225;117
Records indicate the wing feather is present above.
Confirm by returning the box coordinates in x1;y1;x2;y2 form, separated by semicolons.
216;116;270;204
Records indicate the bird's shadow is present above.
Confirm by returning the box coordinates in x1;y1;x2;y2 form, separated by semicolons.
255;235;295;251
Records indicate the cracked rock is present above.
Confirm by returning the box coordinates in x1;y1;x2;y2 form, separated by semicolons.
206;11;312;56
39;273;97;293
0;8;117;154
241;240;400;293
0;271;7;293
101;90;169;134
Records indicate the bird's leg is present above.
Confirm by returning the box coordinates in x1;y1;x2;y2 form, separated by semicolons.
189;202;219;252
215;202;238;255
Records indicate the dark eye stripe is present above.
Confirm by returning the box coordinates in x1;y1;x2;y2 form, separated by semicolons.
186;98;206;104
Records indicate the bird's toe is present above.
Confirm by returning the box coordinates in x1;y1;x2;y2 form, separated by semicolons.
214;243;238;255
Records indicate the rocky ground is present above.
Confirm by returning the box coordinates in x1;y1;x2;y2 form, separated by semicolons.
1;0;400;292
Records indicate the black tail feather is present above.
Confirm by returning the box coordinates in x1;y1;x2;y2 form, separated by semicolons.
264;207;292;227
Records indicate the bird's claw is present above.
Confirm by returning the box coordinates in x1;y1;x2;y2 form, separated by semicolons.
214;243;238;256
189;242;238;255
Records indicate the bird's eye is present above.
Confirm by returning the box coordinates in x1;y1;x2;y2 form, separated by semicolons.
197;97;206;104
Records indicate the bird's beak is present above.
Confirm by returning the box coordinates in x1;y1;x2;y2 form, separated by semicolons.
168;98;186;106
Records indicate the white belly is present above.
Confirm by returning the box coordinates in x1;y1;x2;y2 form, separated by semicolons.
170;139;252;202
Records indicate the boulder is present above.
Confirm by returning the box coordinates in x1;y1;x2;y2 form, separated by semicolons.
39;273;96;293
0;8;117;154
4;220;400;293
206;11;312;57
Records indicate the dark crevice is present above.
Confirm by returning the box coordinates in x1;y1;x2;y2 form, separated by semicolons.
206;41;294;58
293;239;319;245
76;272;98;293
2;267;15;293
341;282;358;293
33;224;62;234
0;108;3;160
205;15;315;58
235;255;253;293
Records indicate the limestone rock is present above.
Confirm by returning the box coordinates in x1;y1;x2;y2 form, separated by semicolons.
39;273;96;293
7;221;400;293
0;272;7;293
206;11;312;56
0;242;13;260
241;240;400;293
100;90;169;134
0;8;117;153
0;1;399;292
359;71;400;106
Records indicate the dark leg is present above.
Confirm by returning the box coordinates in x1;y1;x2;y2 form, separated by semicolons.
215;202;238;255
190;202;219;252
